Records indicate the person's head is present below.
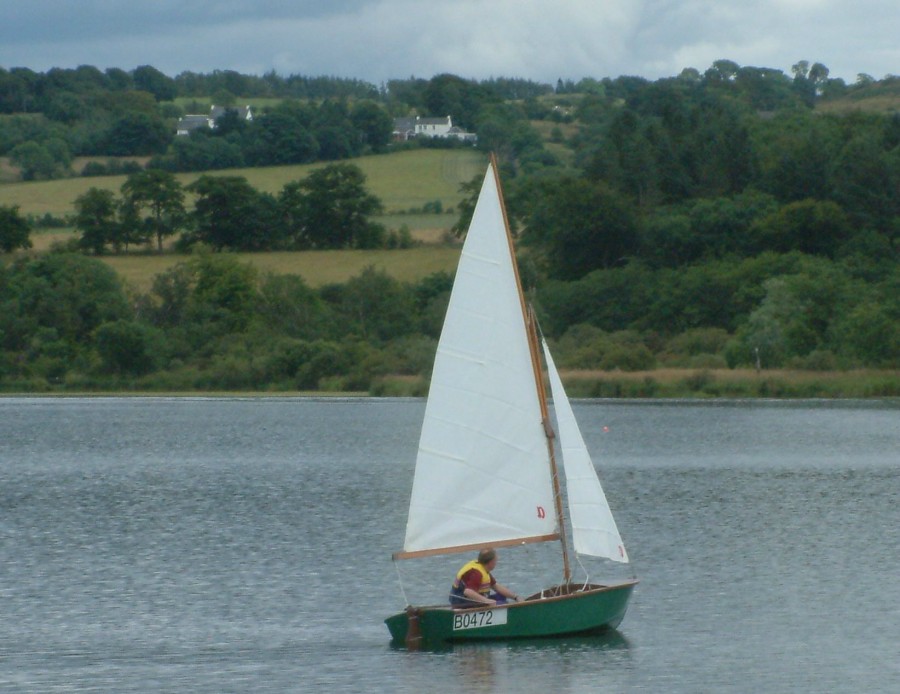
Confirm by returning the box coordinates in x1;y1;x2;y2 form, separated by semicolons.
477;548;497;570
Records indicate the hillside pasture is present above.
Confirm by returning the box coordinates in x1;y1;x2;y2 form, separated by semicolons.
106;246;462;293
0;149;485;218
14;229;461;293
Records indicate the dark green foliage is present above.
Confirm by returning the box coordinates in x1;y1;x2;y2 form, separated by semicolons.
73;188;120;254
103;112;172;156
243;105;320;166
263;338;346;389
0;253;130;375
520;177;639;280
323;266;416;342
279;164;384;249
252;273;331;341
423;74;496;131
9;141;58;180
132;65;177;101
186;176;280;251
350;100;395;152
94;319;162;375
121;170;186;252
2;61;900;390
185;252;259;335
153;135;245;172
751;199;851;257
0;205;32;252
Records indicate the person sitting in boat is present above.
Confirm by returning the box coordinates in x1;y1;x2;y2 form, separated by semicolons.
449;548;520;607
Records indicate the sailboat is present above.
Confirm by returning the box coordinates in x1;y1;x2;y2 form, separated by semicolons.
385;157;637;647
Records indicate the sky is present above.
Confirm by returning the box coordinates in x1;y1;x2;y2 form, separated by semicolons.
2;0;899;86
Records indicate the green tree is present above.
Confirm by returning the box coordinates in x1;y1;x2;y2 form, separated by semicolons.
263;338;347;389
0;253;131;356
726;264;851;367
536;262;658;335
187;175;280;251
350;100;393;152
752;199;851;257
584;108;661;206
94;319;162;375
522;177;639;280
132;65;177;101
116;195;152;252
253;273;331;340
315;125;356;160
280;164;384;249
829;133;898;231
423;74;492;130
104;112;172;156
187;251;259;335
9;140;57;180
0;205;32;252
751;110;840;203
830;300;900;367
325;266;416;342
450;173;484;238
73;188;119;254
121;170;186;252
159;135;245;172
244;106;318;166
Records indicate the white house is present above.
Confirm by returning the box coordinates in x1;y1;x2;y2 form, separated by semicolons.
392;115;477;143
176;114;214;136
176;104;254;136
210;105;253;123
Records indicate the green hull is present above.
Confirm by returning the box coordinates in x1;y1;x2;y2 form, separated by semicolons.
385;580;636;648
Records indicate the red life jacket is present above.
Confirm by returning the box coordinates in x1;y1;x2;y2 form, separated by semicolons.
452;560;492;595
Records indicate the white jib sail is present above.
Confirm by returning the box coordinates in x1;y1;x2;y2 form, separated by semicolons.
543;339;629;563
402;163;558;555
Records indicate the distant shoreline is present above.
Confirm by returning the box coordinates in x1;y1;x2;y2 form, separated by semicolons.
3;368;898;400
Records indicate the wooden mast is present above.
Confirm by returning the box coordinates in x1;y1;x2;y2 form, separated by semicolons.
491;154;572;584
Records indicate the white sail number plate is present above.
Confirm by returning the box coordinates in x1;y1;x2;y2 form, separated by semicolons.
452;608;507;631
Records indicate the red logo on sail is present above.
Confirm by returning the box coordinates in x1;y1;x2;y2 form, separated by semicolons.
537;506;546;519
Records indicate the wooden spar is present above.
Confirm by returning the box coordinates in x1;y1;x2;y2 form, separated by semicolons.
392;532;561;561
405;607;422;650
527;305;572;583
490;153;572;584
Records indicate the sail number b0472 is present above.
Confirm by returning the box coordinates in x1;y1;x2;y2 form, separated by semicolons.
452;608;508;631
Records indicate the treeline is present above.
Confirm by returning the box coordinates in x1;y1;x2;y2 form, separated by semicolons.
4;59;891;182
2;59;900;388
0;250;449;392
0;65;551;179
1;245;896;396
491;61;900;370
149;99;396;173
65;164;405;254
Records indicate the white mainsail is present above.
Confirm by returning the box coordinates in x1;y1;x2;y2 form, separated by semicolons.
543;339;629;563
400;162;558;556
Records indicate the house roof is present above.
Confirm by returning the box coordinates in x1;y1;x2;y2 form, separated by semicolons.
416;116;451;126
176;115;212;131
210;105;253;121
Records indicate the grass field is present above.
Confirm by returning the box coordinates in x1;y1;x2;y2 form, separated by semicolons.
15;230;462;292
0;148;486;217
107;246;463;292
1;148;482;292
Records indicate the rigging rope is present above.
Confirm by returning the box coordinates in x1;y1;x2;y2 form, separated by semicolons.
392;557;411;607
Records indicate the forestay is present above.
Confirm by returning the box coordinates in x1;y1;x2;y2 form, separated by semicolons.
543;339;629;563
399;163;558;557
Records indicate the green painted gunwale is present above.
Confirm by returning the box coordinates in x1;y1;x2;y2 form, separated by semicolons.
385;580;637;648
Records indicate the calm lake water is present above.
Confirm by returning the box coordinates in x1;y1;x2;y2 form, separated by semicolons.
1;397;898;693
